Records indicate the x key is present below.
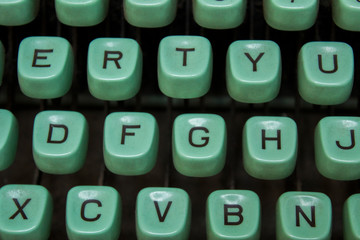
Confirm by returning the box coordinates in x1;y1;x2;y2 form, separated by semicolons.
0;184;53;240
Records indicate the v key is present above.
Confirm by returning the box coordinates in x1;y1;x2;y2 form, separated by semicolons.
154;201;173;222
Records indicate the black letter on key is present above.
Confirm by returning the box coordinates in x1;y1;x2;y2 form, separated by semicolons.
47;124;69;144
296;205;316;227
336;129;355;150
176;48;195;66
318;54;338;73
224;204;244;225
103;51;123;69
154;201;172;222
189;127;209;147
81;199;102;222
32;49;54;67
244;52;265;72
262;129;281;150
9;198;31;220
121;125;141;145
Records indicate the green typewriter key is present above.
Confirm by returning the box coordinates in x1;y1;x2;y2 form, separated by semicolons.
158;36;213;99
192;0;247;29
18;36;74;99
315;117;360;180
0;109;18;171
104;112;159;175
276;192;332;240
206;190;261;240
263;0;319;31
172;114;226;177
0;0;40;26
0;184;53;240
298;41;354;105
0;41;4;86
226;40;281;103
332;0;360;31
88;38;142;101
136;187;191;240
243;116;297;180
124;0;177;28
344;194;360;240
33;111;89;174
55;0;110;26
66;186;121;240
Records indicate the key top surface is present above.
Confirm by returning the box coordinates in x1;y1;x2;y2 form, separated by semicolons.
124;0;177;28
0;184;53;240
226;40;281;103
332;0;360;31
33;111;89;174
0;0;40;26
276;192;332;240
158;35;213;99
0;109;18;171
136;187;191;240
263;0;319;31
17;36;74;99
172;113;227;177
206;190;261;240
66;186;121;240
103;112;159;176
243;116;298;180
193;0;247;29
55;0;109;27
298;41;354;105
315;116;360;180
344;194;360;240
88;38;142;101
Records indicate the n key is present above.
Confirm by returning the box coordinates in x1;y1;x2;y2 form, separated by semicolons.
0;184;53;240
276;192;332;240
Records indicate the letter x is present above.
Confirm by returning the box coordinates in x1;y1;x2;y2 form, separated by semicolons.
9;198;31;220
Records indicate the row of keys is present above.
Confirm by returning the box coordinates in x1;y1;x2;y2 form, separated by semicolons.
2;184;360;240
2;109;360;181
1;0;360;31
0;37;355;105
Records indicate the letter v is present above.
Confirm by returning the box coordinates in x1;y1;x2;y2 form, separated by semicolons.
154;201;173;222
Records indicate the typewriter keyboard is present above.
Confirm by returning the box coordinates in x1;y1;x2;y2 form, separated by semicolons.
1;0;360;239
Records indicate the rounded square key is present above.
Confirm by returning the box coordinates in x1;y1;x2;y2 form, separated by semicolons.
124;0;177;28
226;40;281;103
298;42;354;105
0;184;53;240
18;36;74;99
158;36;213;99
206;190;261;240
332;0;360;31
263;0;319;31
0;109;18;171
104;112;159;176
344;194;360;240
33;111;89;174
0;41;4;86
193;0;247;29
136;187;191;240
0;0;40;26
88;38;142;101
243;116;297;180
276;192;332;240
173;114;226;177
55;0;109;26
66;186;121;240
315;117;360;180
